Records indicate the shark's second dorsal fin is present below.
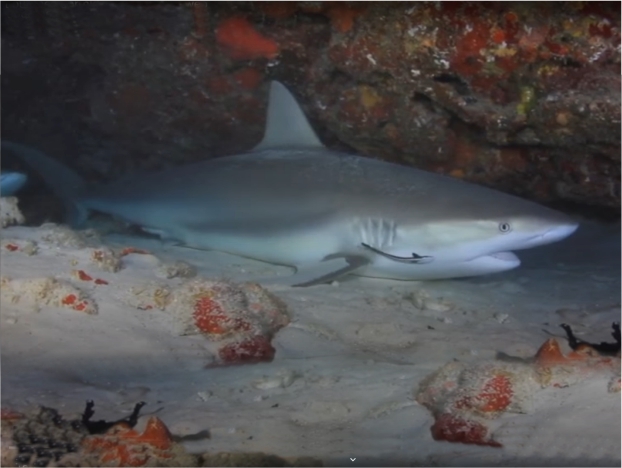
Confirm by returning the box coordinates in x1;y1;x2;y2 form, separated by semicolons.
253;81;324;151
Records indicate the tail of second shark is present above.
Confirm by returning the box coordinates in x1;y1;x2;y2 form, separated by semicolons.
0;171;28;197
1;141;89;226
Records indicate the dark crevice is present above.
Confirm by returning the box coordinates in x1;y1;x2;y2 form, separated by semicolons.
556;57;583;68
410;91;438;114
433;73;471;96
328;68;351;86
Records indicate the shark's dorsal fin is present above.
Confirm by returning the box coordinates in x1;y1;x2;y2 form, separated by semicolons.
253;81;324;151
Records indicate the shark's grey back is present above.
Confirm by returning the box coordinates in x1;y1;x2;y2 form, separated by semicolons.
84;147;557;230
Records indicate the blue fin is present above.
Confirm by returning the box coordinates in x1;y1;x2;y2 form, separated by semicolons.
1;141;88;226
0;171;28;197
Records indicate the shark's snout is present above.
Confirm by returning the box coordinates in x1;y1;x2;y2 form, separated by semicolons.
519;222;579;250
537;223;579;244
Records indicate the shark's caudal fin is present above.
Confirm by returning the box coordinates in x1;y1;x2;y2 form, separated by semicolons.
0;171;28;197
1;141;89;226
253;81;325;151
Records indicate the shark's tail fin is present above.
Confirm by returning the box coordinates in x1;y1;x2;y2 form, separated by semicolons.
0;171;28;197
1;141;89;226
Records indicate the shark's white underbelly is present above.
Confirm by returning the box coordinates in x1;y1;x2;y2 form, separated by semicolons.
177;216;521;280
96;198;520;280
358;251;521;280
180;221;349;267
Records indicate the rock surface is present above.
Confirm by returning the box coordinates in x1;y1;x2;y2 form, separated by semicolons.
1;2;619;218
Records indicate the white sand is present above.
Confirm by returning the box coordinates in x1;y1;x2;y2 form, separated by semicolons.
1;217;620;466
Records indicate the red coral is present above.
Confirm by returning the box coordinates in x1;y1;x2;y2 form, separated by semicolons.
431;413;502;447
498;10;521;45
193;295;227;334
218;336;276;364
490;26;506;44
517;24;550;62
62;294;77;305
120;247;150;256
215;17;279;60
75;270;93;281
455;374;513;413
61;293;91;312
193;295;252;336
450;20;490;76
0;408;24;420
4;243;19;251
191;2;208;39
73;301;87;312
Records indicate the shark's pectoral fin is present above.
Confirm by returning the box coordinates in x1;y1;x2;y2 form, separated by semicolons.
360;243;434;264
291;255;370;287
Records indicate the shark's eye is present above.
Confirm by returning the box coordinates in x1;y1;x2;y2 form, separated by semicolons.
498;222;512;233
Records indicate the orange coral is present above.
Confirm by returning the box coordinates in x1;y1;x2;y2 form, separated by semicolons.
535;338;608;367
527;333;618;375
215;17;279;60
82;417;173;467
325;3;365;33
259;2;297;19
233;68;263;90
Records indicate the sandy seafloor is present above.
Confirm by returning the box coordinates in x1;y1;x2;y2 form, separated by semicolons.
1;215;620;467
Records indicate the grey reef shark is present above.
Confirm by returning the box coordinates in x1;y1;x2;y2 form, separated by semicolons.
2;81;578;286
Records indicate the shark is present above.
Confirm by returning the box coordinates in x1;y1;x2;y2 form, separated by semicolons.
2;81;578;286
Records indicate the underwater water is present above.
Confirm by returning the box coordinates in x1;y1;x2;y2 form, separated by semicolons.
1;3;619;466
